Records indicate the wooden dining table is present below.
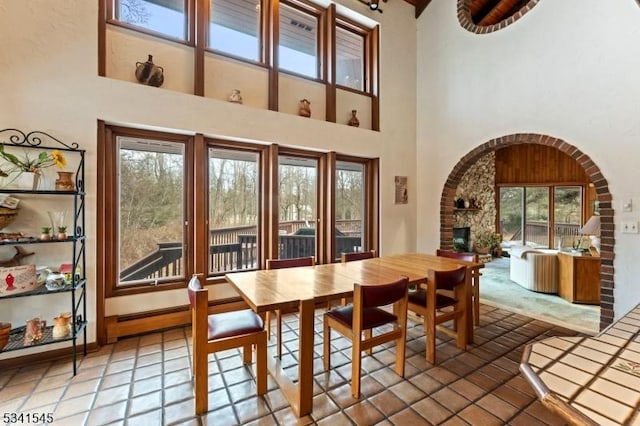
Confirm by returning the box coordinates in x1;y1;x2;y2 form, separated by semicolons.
225;252;481;417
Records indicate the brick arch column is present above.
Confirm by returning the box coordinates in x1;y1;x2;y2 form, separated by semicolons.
440;133;614;330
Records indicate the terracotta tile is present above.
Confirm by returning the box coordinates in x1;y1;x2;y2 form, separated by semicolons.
128;390;162;417
50;411;89;426
448;378;486;401
21;386;66;411
163;382;194;405
309;392;340;419
343;399;384;425
235;396;272;424
457;403;503;426
367;390;406;416
431;387;471;412
132;375;162;396
86;400;127;424
62;377;100;399
100;369;133;390
524;400;569;426
412;396;454;423
54;393;96;419
490;384;535;409
388;379;426;404
163;398;195;425
476;393;519;421
315;410;354;426
94;383;131;407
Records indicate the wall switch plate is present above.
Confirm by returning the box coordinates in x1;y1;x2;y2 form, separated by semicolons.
622;221;639;233
623;199;633;212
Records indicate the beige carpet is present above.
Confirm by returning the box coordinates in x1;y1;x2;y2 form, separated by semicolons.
480;257;600;335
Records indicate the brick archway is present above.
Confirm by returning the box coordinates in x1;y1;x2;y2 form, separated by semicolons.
440;133;614;330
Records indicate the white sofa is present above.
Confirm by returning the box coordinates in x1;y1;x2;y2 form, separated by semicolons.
509;246;559;293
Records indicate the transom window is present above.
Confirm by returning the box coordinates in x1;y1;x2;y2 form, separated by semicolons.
114;0;187;40
336;24;365;91
209;0;261;62
278;2;320;79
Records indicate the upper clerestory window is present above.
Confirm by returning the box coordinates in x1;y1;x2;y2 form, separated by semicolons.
114;0;188;40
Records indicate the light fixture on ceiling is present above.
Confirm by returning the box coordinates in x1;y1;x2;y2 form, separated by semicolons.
358;0;386;13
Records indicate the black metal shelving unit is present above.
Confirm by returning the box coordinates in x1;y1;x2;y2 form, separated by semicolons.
0;128;87;375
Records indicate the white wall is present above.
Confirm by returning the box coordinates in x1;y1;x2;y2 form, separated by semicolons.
0;0;416;356
416;0;640;320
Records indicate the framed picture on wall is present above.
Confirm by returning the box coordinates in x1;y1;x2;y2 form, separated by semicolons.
394;176;408;204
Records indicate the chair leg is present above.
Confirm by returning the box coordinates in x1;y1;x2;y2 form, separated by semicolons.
242;344;252;364
351;336;362;398
364;329;373;355
425;312;436;364
266;311;272;339
323;317;331;371
473;276;480;326
194;349;208;415
276;309;283;359
256;333;267;395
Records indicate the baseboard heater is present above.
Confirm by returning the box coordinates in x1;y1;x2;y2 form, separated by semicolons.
104;296;248;343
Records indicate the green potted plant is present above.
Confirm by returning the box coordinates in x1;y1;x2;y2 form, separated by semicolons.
40;226;52;241
474;231;501;255
57;226;67;240
0;145;66;190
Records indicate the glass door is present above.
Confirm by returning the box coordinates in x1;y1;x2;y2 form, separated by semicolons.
278;155;318;259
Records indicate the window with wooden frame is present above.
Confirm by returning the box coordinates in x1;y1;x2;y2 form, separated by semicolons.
208;0;263;62
278;1;322;79
100;125;378;295
102;126;194;296
335;19;368;93
108;0;191;42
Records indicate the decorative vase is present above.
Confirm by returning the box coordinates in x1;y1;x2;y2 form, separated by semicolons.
52;313;72;339
13;172;39;190
24;318;46;345
228;89;243;104
47;210;68;238
298;99;311;117
57;231;67;241
55;171;74;191
135;54;164;87
348;110;360;127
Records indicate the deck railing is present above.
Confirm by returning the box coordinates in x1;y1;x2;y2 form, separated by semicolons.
120;220;363;281
503;221;580;247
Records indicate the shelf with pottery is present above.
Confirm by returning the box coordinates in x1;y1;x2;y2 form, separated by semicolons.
0;128;86;375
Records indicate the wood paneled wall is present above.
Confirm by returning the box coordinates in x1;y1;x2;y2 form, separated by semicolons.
495;144;589;185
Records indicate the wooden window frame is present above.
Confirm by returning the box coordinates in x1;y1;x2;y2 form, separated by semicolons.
106;0;195;45
100;124;195;297
99;124;379;297
335;17;370;95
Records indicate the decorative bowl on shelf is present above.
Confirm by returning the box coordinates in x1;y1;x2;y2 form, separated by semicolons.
0;322;11;351
45;270;67;291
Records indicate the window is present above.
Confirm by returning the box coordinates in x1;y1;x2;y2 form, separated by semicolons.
117;136;187;286
278;2;319;79
100;124;378;296
336;25;365;91
335;160;365;259
114;0;187;40
278;154;318;259
499;185;583;250
208;146;260;273
209;0;261;62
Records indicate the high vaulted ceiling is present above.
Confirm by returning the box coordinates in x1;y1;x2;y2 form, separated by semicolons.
410;0;530;22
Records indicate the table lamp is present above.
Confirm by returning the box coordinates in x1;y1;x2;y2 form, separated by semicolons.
579;215;601;254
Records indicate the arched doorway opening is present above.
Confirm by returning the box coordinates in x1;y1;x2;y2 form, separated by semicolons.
439;133;614;330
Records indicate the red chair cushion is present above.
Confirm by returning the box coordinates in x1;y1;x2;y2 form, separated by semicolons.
408;289;458;310
326;306;398;330
207;309;264;340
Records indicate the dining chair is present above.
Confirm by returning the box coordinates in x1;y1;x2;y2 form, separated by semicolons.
323;276;409;398
436;249;481;326
408;265;468;364
187;275;266;415
341;249;376;263
339;250;376;305
266;256;315;359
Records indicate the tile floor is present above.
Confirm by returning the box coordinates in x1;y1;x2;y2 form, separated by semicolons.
0;304;581;426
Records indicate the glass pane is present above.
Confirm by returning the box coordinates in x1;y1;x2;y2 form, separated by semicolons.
525;187;549;248
209;148;259;273
118;137;185;285
278;3;318;78
336;27;364;91
116;0;186;39
554;186;582;249
209;0;260;62
499;187;523;250
335;161;364;259
278;156;317;259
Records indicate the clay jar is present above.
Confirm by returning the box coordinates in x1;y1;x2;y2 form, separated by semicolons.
24;318;46;345
52;313;72;339
55;171;74;191
135;54;165;87
298;99;311;117
348;110;360;127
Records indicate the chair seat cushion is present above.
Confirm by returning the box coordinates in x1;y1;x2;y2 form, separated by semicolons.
326;306;397;330
208;309;264;340
408;289;457;309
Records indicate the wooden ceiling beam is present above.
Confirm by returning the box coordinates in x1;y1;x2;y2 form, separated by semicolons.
478;0;522;26
469;0;498;18
414;0;433;18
